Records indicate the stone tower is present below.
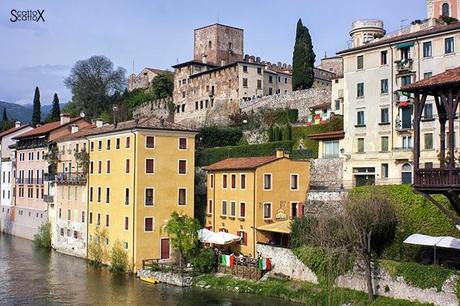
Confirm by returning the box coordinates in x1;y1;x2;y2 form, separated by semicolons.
193;24;244;66
349;20;386;48
427;0;460;19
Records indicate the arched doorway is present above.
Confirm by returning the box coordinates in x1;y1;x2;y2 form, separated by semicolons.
401;163;412;184
442;3;450;16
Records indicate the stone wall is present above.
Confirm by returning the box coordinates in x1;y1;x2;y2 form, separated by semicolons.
138;269;193;287
240;88;331;120
243;130;268;145
132;97;172;120
309;158;344;190
256;243;318;283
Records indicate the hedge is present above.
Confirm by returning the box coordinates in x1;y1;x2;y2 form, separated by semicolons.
196;141;315;166
197;126;243;149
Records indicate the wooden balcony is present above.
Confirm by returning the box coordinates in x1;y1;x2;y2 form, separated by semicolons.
414;168;460;192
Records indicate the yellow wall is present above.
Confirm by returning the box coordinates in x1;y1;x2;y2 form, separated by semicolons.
206;157;309;257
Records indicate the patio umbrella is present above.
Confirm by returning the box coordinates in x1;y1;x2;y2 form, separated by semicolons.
205;231;241;245
198;228;214;242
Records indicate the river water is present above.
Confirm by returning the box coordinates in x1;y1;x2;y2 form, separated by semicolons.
0;234;297;306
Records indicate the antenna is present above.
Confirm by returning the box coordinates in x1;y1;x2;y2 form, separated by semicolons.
400;19;408;30
217;14;220;24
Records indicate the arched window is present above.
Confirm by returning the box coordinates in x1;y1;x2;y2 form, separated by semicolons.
442;3;450;16
401;163;412;185
208;41;212;49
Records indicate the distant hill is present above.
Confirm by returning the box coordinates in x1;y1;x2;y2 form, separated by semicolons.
0;101;68;123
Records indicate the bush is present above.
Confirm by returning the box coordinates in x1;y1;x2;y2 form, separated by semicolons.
110;239;129;273
197;126;243;149
88;227;109;267
191;248;216;273
196;141;294;166
33;222;51;249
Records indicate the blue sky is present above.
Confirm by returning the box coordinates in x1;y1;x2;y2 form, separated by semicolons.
0;0;425;105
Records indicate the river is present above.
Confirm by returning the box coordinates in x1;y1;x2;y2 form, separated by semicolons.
0;234;298;306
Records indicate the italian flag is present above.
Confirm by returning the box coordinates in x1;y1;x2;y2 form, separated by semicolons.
258;258;272;271
220;255;235;267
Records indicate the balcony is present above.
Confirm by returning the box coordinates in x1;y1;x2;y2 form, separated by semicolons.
414;168;460;190
44;173;56;182
44;195;54;203
393;147;413;160
395;119;413;131
15;178;44;185
395;58;413;73
56;172;87;185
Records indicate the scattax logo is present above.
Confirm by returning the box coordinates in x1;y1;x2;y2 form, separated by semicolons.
10;9;45;22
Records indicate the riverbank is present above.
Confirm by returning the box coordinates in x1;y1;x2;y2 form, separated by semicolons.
193;274;432;305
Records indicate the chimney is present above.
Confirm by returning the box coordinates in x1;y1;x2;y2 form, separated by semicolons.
221;60;226;66
14;121;21;128
202;55;207;64
276;149;289;159
71;124;79;134
96;120;104;128
60;113;71;125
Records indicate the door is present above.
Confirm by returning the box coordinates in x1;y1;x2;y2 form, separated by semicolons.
401;164;412;185
401;107;412;129
160;238;170;260
355;175;375;187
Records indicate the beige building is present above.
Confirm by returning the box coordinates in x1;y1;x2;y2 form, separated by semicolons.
128;67;171;91
337;7;460;188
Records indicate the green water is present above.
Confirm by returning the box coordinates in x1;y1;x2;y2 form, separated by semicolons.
0;234;298;305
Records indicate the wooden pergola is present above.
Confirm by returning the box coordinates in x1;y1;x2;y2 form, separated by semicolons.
402;67;460;221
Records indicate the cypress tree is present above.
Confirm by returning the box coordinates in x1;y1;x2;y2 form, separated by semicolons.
2;108;8;122
47;93;61;122
292;19;316;90
32;86;41;126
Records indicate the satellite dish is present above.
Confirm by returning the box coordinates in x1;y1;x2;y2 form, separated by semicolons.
79;112;85;118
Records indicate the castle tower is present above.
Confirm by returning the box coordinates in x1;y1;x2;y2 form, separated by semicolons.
193;24;244;66
427;0;460;19
349;19;386;48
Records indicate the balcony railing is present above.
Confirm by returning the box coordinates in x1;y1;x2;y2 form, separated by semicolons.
395;58;413;73
414;168;460;189
15;178;44;185
56;172;87;185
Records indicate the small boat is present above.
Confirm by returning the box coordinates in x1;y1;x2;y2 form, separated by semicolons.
140;276;159;284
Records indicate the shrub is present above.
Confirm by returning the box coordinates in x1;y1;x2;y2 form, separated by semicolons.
88;227;109;267
110;239;129;273
191;248;216;273
286;109;298;123
33;222;51;249
197;126;243;149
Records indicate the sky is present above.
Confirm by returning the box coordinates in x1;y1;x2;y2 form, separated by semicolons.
0;0;426;105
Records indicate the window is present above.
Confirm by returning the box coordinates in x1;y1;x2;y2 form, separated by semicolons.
240;202;246;218
263;174;272;190
178;188;186;205
97;213;101;226
240;174;246;189
125;188;129;205
268;75;273;84
423;41;432;58
146;159;155;173
98;161;102;174
89;212;93;224
381;136;389;152
98;141;102;151
357;111;365;126
144;217;153;231
357;55;364;69
90;161;94;174
268;88;273;95
381;163;389;179
124;217;129;230
106;139;111;150
145;188;154;206
381;79;388;94
178;160;187;174
116;138;120;149
445;37;455;54
126;136;130;148
58;208;62;219
221;200;227;216
230;201;236;217
146;136;155;148
106;188;110;203
242;78;248;87
238;231;247;246
125;159;130;173
323;140;339;158
231;174;236;189
222;174;228;188
210;174;214;189
89;187;93;202
380;51;387;65
290;174;299;190
335;99;341;111
263;203;272;219
105;214;110;227
380;108;389;124
402;135;413;149
257;79;262;89
242;65;248;73
90;142;94;151
424;104;433;119
401;75;411;86
106;160;111;174
357;138;365;153
424;133;433;150
357;82;364;97
97;187;101;202
442;3;450;16
424;72;433;79
257;67;262;74
208;200;213;214
179;138;187;149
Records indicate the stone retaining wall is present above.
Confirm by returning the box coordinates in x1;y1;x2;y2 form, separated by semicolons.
309;158;343;190
137;269;193;287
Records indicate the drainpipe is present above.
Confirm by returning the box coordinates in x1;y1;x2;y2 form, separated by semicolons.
131;130;137;271
85;138;90;259
253;171;256;258
212;172;215;233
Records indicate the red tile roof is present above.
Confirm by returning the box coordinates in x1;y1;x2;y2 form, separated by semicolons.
0;124;30;140
402;67;460;92
308;130;345;140
204;156;280;171
54;125;96;143
15;117;88;139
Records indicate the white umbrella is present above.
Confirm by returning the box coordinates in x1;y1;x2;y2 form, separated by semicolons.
198;228;214;242
205;231;241;245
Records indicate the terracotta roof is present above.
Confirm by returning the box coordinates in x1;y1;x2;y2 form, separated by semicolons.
308;130;345;140
401;67;460;92
204;156;280;171
0;124;30;140
86;116;198;137
337;22;460;55
14;117;88;139
54;125;96;143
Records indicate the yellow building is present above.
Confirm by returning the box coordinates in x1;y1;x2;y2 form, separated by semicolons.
86;117;197;271
205;150;309;257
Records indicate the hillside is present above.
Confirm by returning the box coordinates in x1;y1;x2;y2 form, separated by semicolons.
0;101;67;123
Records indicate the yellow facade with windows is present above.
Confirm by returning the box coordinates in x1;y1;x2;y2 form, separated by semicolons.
87;120;196;271
205;152;309;257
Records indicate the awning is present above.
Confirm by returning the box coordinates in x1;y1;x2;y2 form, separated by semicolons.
395;41;414;49
403;233;460;250
257;220;292;234
202;231;241;245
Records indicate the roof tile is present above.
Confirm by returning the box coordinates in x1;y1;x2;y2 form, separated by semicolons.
204;156;280;171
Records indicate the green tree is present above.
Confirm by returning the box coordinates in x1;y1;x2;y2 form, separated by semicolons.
64;55;126;118
292;19;316;90
2;108;8;122
33;222;51;249
61;101;79;117
163;212;200;271
150;73;174;99
88;227;109;267
32;86;41;126
46;93;61;122
110;239;129;273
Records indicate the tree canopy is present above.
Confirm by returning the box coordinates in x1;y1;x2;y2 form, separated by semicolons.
292;19;316;90
64;55;126;118
46;93;61;122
